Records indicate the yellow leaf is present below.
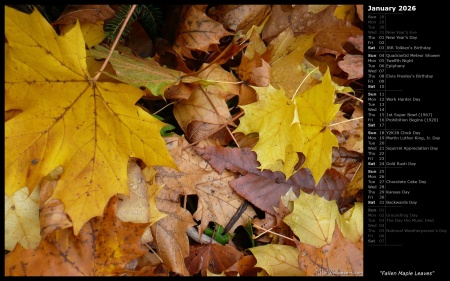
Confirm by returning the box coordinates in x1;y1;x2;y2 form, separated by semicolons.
337;202;363;243
283;190;339;247
60;20;106;49
250;244;305;276
143;166;168;226
334;5;357;23
5;186;40;251
5;7;177;235
294;68;341;183
234;85;304;178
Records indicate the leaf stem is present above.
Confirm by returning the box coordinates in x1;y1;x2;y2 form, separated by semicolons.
291;66;319;101
92;5;137;83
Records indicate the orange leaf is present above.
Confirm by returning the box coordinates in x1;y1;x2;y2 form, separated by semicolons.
185;243;243;276
296;224;363;276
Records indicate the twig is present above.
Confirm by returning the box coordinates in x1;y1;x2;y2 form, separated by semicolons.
92;5;137;82
252;224;295;242
338;91;364;103
329;116;363;127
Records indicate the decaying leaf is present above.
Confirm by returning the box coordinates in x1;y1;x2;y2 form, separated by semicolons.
185;243;243;275
5;7;177;235
194;146;348;215
155;136;256;235
54;5;115;25
151;183;196;276
173;5;233;59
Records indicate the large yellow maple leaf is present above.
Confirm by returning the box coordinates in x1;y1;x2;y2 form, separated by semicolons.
234;84;304;178
294;68;341;182
235;68;339;183
5;7;177;235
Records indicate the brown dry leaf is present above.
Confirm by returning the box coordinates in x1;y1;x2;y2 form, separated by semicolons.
356;5;364;22
186;120;232;146
331;106;363;153
332;147;363;181
296;224;363;276
54;5;115;25
173;64;240;144
261;5;311;42
238;84;258;106
208;5;271;34
173;68;236;137
237;29;270;86
150;183;196;276
225;254;260;276
173;5;233;59
39;166;73;238
185;243;243;275
338;54;363;80
197;63;241;101
155;136;256;235
194;146;348;215
301;5;363;54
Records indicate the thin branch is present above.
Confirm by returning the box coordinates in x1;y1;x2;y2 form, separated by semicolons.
329;116;363;127
252;224;295;242
92;5;137;82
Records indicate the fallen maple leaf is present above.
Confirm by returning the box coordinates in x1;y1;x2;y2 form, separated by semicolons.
249;244;306;276
173;5;233;59
294;68;341;183
296;223;363;276
185;243;243;276
5;196;149;276
155;136;256;235
194;146;348;215
5;7;177;235
234;84;304;178
208;5;271;35
235;68;340;183
237;29;270;87
150;183;196;276
283;190;339;247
